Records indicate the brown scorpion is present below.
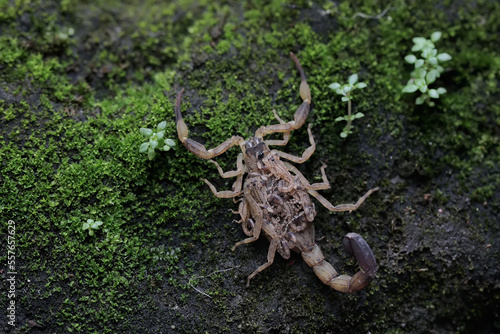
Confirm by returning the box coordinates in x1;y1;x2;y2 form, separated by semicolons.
172;53;379;293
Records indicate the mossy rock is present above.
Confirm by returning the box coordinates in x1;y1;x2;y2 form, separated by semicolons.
1;0;499;333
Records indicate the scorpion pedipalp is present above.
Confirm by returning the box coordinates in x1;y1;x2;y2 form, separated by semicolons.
168;89;245;161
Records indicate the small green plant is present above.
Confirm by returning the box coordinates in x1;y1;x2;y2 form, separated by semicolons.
82;219;103;236
402;31;452;106
150;244;181;263
328;73;367;138
139;121;176;160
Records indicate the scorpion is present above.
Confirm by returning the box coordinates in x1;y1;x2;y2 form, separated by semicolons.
172;53;379;293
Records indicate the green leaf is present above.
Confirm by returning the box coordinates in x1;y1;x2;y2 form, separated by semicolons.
95;220;103;227
340;132;347;138
87;219;94;224
431;31;442;42
334;116;345;122
341;96;350;102
437;53;452;62
89;229;94;236
414;78;426;87
156;131;165;140
348;74;358;85
426;70;439;84
82;223;89;230
354;112;364;119
148;149;156;160
429;101;436;107
157;121;167;131
415;96;425;105
139;142;149;153
164;145;171;151
411;44;423;52
402;85;418;93
437;87;447;94
343;85;352;93
150;139;158;150
328;82;341;90
405;55;417;64
419;85;428;93
165;139;175;146
428;89;439;99
414;78;427;88
413;68;426;79
412;37;426;45
423;42;435;52
428;57;437;65
415;59;425;68
140;128;153;136
356;82;367;89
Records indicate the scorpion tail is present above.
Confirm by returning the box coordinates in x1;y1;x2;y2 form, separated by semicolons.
164;89;188;142
301;233;377;293
289;52;311;104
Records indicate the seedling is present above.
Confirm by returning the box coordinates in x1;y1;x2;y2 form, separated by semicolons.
402;31;452;106
139;121;176;160
82;219;103;236
328;73;367;138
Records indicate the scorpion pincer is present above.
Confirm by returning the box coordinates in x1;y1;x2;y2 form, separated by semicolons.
170;52;379;293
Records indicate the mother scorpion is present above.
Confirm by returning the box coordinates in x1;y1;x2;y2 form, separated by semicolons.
173;53;379;293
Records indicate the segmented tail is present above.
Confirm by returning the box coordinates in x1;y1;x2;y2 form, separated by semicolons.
301;240;375;293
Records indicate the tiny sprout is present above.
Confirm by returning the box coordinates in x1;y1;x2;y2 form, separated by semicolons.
328;73;367;138
139;121;176;160
82;219;103;236
402;31;452;107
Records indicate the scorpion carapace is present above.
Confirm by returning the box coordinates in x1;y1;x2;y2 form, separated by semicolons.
171;52;379;293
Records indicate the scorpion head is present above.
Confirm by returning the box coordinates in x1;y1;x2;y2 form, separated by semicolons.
244;137;270;172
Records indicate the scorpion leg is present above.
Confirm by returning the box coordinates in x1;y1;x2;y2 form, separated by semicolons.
233;197;248;218
201;173;243;198
246;238;278;286
274;124;316;164
231;194;263;251
307;187;380;212
255;52;311;138
208;153;244;178
301;236;376;293
242;218;255;237
232;199;255;237
172;89;245;159
284;161;330;190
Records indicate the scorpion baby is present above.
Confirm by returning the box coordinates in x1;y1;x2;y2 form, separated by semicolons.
169;52;379;293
